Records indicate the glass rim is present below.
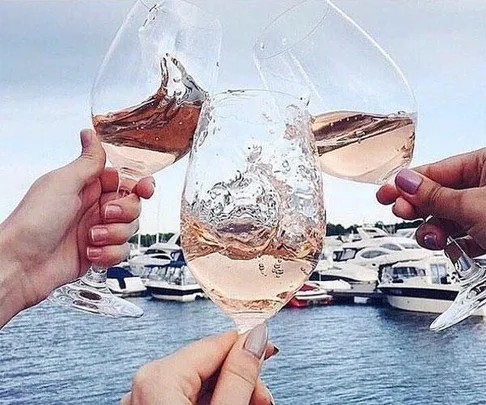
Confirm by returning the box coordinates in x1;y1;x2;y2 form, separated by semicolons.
253;0;330;61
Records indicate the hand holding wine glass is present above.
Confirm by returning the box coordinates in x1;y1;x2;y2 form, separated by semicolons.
180;89;325;333
377;152;486;330
49;0;222;318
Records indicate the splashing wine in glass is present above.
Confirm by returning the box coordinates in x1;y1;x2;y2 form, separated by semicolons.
49;0;221;318
180;90;326;333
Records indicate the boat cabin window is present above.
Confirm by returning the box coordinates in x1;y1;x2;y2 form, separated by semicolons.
379;243;402;251
340;248;357;261
392;266;425;280
361;250;389;259
430;263;448;284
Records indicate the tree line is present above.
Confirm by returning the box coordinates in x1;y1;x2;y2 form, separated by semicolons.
130;220;422;247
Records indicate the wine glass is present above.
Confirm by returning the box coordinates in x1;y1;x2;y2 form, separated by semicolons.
254;0;485;331
254;0;416;185
180;89;326;333
49;0;222;318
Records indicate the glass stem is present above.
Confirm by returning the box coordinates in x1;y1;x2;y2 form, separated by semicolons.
79;168;140;290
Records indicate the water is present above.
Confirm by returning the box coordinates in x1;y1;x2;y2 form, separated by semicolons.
2;298;486;404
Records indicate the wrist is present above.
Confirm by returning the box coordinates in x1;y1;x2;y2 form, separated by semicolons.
0;220;29;328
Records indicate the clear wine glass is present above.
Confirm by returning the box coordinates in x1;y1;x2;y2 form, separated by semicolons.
49;0;222;318
254;0;485;331
254;0;417;185
180;89;326;333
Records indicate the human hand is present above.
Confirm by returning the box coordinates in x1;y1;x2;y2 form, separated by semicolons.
120;324;277;405
0;129;154;316
376;148;486;257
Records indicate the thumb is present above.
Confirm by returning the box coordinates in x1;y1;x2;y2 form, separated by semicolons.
395;168;479;227
66;129;106;189
210;323;269;405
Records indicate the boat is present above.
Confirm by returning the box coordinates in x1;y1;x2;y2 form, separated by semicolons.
315;226;434;284
378;256;486;316
287;281;333;308
143;259;205;302
106;266;148;297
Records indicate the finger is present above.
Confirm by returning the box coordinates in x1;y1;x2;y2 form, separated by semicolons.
120;393;131;405
394;169;483;227
87;243;130;267
392;197;419;220
376;183;400;205
67;129;106;190
102;195;142;225
89;220;139;247
250;380;274;405
415;217;465;251
134;177;156;200
130;331;237;404
211;323;268;405
414;148;486;189
100;168;120;194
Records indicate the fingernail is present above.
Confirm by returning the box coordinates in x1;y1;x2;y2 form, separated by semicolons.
151;178;156;188
105;205;122;220
395;169;423;195
424;233;439;250
244;323;268;359
266;386;276;405
91;227;109;243
80;129;93;149
272;345;280;357
87;247;102;259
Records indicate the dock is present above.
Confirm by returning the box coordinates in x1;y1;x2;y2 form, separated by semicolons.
327;284;384;305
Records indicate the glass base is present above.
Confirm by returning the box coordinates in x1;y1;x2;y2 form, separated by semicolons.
430;273;486;331
233;312;269;334
49;279;143;318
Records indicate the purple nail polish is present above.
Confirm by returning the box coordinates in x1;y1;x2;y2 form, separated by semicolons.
395;169;423;195
91;227;109;243
87;247;102;259
105;205;122;220
244;323;268;359
423;233;439;250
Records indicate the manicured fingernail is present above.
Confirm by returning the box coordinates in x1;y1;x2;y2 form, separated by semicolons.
272;345;280;357
80;129;93;149
424;233;439;250
105;205;122;220
244;323;268;359
91;227;109;243
395;169;423;195
87;247;102;259
266;386;276;405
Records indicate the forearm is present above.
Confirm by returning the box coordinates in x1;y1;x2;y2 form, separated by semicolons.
0;222;27;329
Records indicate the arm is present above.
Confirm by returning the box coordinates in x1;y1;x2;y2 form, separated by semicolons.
0;129;154;328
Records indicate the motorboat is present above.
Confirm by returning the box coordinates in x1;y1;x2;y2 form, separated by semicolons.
287;281;333;308
378;256;486;316
144;258;205;302
106;266;147;297
315;226;434;284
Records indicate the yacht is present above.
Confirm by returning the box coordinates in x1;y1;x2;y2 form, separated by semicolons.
378;256;486;316
314;227;432;284
106;266;147;297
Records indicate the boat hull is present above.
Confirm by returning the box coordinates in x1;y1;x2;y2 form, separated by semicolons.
379;283;486;316
145;282;205;303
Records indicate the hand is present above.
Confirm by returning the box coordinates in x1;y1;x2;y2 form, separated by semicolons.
120;324;277;405
0;129;154;320
376;148;486;256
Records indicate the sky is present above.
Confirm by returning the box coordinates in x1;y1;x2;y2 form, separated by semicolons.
1;0;485;234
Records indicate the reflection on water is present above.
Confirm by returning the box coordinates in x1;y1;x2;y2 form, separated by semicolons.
2;298;486;404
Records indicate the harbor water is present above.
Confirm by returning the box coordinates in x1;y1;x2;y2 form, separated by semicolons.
2;297;486;404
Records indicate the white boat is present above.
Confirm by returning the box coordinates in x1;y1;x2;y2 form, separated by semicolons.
106;266;147;297
315;227;433;284
378;257;486;316
144;261;205;302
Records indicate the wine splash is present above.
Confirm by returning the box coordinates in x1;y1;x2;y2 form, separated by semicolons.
93;54;207;177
